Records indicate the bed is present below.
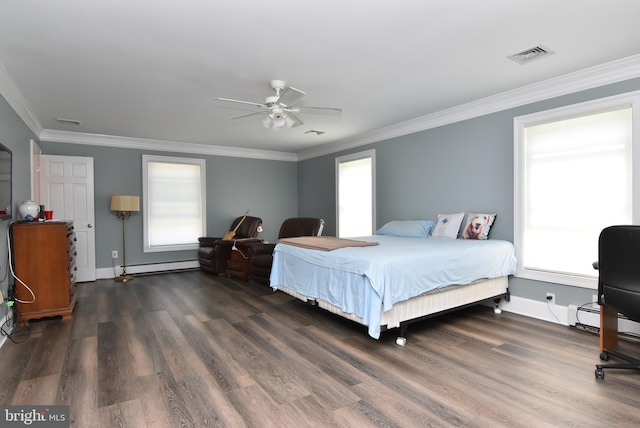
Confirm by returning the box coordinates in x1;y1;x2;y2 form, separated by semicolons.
269;234;517;343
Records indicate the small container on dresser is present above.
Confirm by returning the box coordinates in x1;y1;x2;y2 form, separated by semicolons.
12;221;78;321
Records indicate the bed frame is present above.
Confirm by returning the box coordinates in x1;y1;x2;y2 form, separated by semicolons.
277;276;510;345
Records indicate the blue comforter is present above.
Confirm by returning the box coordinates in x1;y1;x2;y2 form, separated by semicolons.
270;235;517;338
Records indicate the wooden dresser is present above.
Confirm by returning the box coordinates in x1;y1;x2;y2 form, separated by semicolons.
12;221;77;321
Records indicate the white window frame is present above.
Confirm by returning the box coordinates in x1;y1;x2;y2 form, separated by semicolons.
142;154;206;252
335;150;376;238
514;91;640;289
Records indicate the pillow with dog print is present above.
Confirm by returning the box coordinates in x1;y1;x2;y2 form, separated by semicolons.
430;212;465;239
460;213;496;240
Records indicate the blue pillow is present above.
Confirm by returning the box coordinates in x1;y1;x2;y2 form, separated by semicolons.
376;220;436;238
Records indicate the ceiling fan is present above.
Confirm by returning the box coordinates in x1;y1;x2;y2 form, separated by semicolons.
215;80;341;130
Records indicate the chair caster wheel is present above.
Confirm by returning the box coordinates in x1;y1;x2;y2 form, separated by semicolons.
395;337;407;347
595;367;605;379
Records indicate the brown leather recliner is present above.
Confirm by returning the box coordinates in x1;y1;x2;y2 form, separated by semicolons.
247;217;324;285
198;216;263;274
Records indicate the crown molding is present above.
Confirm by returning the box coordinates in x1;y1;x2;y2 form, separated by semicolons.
38;129;298;162
0;60;43;137
4;53;640;163
296;54;640;161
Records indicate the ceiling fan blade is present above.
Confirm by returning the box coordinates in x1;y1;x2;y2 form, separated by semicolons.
298;105;342;116
215;97;266;108
228;111;265;120
277;86;305;106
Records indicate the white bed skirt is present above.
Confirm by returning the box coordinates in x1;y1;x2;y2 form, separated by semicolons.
277;276;509;331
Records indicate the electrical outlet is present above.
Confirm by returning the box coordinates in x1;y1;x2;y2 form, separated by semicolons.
112;250;118;259
546;292;556;305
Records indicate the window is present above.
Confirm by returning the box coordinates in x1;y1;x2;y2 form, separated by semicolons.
514;92;639;288
336;150;375;237
143;155;206;252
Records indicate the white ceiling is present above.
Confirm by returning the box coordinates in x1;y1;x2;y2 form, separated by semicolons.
1;1;640;160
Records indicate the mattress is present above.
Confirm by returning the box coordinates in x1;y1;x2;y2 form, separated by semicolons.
270;235;517;338
278;276;508;331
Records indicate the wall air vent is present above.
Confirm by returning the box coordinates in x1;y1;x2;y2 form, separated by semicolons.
55;118;81;126
508;46;554;65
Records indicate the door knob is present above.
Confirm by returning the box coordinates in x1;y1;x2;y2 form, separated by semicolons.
88;224;93;228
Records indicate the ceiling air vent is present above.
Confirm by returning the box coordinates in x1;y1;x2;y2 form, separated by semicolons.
508;46;554;65
305;129;325;136
55;118;81;126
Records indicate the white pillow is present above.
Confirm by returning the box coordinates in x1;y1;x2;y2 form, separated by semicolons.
430;212;465;239
376;220;436;238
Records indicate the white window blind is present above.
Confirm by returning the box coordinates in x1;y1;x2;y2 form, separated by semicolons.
515;93;638;288
143;155;206;252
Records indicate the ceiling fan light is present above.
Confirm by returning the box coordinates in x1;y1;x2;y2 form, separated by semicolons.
269;106;286;127
285;116;297;128
273;114;286;127
261;115;272;128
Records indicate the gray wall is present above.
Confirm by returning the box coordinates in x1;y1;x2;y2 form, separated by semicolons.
35;142;299;269
0;94;39;306
297;155;336;232
4;76;640;306
297;77;640;307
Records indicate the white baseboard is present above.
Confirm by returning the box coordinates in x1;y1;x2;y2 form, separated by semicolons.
493;295;640;335
495;295;570;325
96;260;199;279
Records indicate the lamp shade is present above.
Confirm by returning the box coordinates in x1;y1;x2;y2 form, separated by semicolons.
110;195;140;212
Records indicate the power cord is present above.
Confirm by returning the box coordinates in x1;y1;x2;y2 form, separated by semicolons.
575;300;599;326
231;240;249;259
6;222;36;304
112;256;119;279
573;301;640;344
573;300;600;336
0;300;30;344
546;295;561;324
0;222;43;344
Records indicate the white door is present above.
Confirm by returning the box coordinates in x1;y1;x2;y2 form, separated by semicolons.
39;155;96;282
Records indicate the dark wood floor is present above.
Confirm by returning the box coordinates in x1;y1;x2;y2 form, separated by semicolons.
1;270;640;427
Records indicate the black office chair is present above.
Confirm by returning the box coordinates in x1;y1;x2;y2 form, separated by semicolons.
594;225;640;379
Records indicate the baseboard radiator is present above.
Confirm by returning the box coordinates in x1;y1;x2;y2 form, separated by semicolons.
97;260;199;279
